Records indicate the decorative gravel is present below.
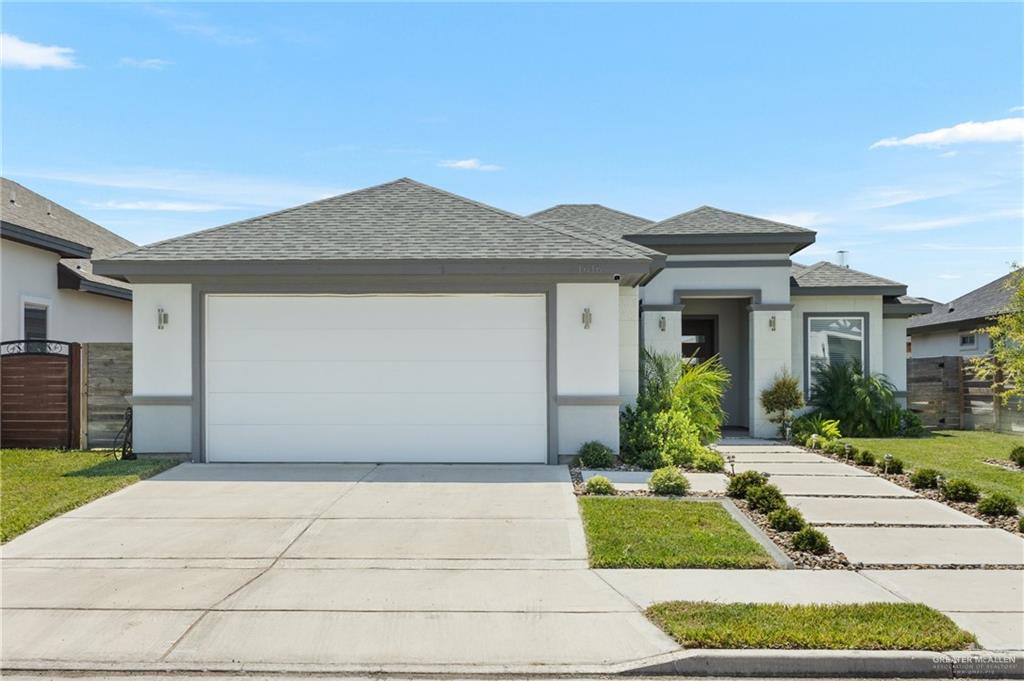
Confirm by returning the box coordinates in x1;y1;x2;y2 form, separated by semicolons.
813;449;1023;535
730;497;853;570
983;458;1024;474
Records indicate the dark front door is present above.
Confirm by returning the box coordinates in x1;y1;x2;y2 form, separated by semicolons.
681;316;716;364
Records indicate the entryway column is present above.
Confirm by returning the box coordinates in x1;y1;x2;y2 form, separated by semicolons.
748;305;793;439
641;304;685;358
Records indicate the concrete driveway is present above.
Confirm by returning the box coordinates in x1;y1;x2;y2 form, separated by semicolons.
1;463;678;673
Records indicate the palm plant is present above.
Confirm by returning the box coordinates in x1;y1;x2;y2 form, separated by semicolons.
808;361;902;437
670;354;731;444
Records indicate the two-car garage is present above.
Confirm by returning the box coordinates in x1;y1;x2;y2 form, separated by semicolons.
203;294;549;463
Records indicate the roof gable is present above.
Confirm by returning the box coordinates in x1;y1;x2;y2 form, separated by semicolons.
636;205;815;236
907;271;1017;331
791;261;905;290
529;204;653;237
104;178;651;264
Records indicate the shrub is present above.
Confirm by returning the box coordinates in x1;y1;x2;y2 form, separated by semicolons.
876;456;904;474
585;475;616;496
654;408;706;467
823;440;846;455
746;484;788;513
854;449;875;467
636;449;671;471
1019;516;1024;533
791;413;842;443
977;493;1019;517
1010;446;1024;468
909;468;941;489
761;371;804;435
670;355;731;445
768;507;806;531
808;360;918;438
792;527;831;554
898;410;926;438
649;466;690;496
578;441;614;468
691;448;725;472
726;470;769;498
620;405;661;463
941;478;981;503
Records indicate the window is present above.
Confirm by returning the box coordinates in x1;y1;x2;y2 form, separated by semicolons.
806;316;865;390
959;333;977;350
23;305;47;340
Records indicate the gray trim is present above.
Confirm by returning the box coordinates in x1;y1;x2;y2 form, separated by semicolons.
189;284;561;465
802;311;871;397
748;303;794;311
907;316;992;334
78;279;133;301
627;232;815;246
792;285;907;297
665;258;791;268
556;395;621;406
129;395;192;406
675;288;762;304
641;303;686;312
2;221;93;258
627;241;804;256
883;302;932;318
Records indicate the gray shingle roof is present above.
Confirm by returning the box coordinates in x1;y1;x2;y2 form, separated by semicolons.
2;177;134;294
907;271;1017;331
529;204;653;237
791;261;905;290
105;178;650;262
636;205;815;236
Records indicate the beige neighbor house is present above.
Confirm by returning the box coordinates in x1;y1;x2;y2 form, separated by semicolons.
1;178;134;344
93;178;928;462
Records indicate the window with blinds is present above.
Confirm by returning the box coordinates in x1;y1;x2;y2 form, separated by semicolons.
807;316;864;389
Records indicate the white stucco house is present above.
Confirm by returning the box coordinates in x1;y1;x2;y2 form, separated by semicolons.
93;178;927;463
1;178;134;344
907;272;1017;359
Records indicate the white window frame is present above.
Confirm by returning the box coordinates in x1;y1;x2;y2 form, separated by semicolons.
20;295;52;340
804;313;868;395
958;332;977;351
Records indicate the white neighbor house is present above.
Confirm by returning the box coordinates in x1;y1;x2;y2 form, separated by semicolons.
93;178;928;462
907;272;1017;359
1;178;134;344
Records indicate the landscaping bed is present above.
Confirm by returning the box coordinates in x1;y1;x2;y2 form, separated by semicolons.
577;496;775;569
729;496;851;570
645;601;978;651
0;449;179;542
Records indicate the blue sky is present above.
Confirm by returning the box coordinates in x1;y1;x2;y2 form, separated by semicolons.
3;2;1022;301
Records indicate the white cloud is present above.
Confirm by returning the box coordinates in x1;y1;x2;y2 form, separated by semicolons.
761;211;832;228
877;208;1024;232
119;57;172;70
937;273;962;280
922;242;1021;252
1;34;79;70
1011;106;1024;113
871;118;1024;149
854;185;969;210
16;167;342;208
83;200;234;212
438;158;502;172
142;6;255;46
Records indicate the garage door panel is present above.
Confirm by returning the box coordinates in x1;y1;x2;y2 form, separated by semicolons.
205;294;548;463
206;328;546;363
207;424;548;463
206;359;547;394
207;295;545;331
206;392;547;427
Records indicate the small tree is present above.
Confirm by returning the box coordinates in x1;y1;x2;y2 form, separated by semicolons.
760;370;804;434
972;267;1024;406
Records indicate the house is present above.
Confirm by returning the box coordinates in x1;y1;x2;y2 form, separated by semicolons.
907;272;1017;358
93;178;925;462
1;178;134;344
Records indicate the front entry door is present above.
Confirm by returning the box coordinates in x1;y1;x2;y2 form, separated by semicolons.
681;316;717;364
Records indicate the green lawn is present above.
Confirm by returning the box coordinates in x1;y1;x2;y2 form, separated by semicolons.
1;449;179;542
844;431;1024;504
646;601;977;650
577;497;774;569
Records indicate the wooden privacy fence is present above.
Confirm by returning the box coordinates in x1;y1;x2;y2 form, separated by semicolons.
1;340;133;449
908;356;1024;434
1;340;82;449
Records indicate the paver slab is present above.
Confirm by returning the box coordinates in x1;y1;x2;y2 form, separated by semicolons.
165;610;678;666
790;497;986;526
1;565;263;609
720;450;834;463
860;569;1024;611
823;527;1024;565
734;462;872;477
0;517;308;559
595;569;902;608
219;568;633;612
773;475;917;497
284;518;587;561
324;482;577;519
1;609;200;663
945;611;1024;651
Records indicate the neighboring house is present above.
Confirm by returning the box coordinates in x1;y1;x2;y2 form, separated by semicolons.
93;178;926;462
1;178;135;343
907;272;1017;358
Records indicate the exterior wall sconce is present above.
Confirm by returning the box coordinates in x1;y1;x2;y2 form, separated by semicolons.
157;307;169;330
769;315;777;331
581;307;592;329
658;315;666;332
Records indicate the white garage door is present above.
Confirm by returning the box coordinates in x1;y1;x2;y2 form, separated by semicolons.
204;294;548;463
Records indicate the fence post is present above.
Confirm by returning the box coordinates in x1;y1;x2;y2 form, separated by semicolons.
68;342;82;449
